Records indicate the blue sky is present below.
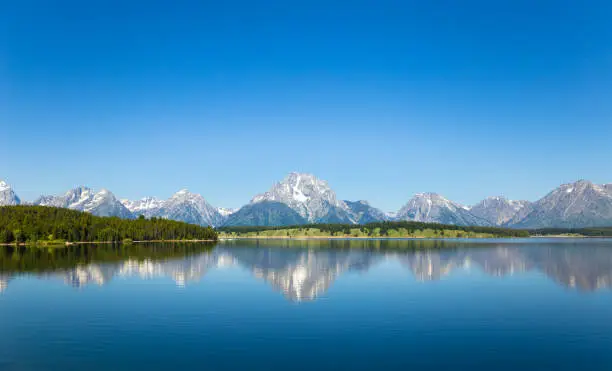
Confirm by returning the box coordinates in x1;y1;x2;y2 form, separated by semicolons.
2;0;611;211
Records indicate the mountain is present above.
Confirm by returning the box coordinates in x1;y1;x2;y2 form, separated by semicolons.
396;193;490;226
250;172;355;223
344;200;389;224
121;197;164;218
34;186;132;218
510;180;612;228
0;181;20;206
35;186;93;208
85;190;134;218
217;207;236;218
469;196;531;226
120;191;223;227
155;189;223;227
223;201;307;227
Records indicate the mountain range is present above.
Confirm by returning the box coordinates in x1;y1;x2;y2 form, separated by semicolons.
2;174;612;229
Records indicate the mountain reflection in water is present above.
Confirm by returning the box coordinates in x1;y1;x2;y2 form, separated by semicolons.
1;238;612;300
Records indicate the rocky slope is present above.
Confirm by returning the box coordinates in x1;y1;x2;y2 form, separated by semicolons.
469;197;531;226
223;201;306;227
510;180;612;228
344;200;389;224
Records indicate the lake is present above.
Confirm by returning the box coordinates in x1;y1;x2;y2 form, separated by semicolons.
2;238;612;370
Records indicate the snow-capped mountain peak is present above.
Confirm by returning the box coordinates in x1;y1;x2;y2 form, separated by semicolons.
0;180;20;206
469;196;531;226
396;192;490;226
63;186;95;209
250;172;354;223
33;186;132;218
156;189;224;227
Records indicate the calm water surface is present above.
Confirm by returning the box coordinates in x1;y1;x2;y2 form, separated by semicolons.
2;238;612;370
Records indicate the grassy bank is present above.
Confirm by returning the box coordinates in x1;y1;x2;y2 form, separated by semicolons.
219;227;500;239
218;221;530;239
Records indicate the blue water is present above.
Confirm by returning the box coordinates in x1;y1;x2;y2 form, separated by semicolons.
2;238;612;370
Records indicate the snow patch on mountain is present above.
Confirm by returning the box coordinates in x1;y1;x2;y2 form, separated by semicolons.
217;207;237;217
121;197;165;217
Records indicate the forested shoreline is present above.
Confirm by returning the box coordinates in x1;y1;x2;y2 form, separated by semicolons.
0;206;217;244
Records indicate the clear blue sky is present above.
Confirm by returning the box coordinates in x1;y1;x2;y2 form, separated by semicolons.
2;0;611;211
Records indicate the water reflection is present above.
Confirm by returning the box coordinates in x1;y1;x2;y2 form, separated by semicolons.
1;239;612;300
228;240;382;301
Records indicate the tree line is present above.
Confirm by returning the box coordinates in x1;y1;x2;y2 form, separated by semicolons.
218;220;531;238
0;206;218;243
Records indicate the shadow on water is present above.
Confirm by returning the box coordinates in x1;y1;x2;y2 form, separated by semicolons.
2;239;612;300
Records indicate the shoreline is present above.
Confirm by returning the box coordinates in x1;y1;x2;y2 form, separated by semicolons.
2;235;608;247
0;239;218;247
218;235;592;240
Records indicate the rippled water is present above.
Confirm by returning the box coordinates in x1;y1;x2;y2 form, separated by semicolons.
2;238;612;370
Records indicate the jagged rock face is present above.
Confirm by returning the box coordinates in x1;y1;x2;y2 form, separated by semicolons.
156;189;223;227
469;197;531;226
396;193;490;226
511;180;612;228
251;172;354;223
223;201;307;227
344;200;389;224
35;186;92;208
121;197;164;218
0;180;20;206
34;186;132;218
504;202;535;227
